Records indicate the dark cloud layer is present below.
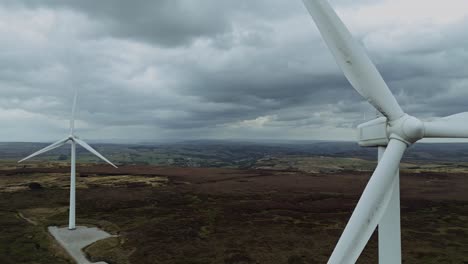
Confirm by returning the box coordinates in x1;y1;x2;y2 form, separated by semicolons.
0;0;467;142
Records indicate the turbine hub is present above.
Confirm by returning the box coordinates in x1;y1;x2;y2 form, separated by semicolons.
402;116;424;142
388;114;424;145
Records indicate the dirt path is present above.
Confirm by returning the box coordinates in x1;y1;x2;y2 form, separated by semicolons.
17;211;38;226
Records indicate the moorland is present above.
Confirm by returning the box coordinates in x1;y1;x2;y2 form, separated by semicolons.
0;141;467;263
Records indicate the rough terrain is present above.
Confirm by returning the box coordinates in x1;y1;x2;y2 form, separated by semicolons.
0;160;467;263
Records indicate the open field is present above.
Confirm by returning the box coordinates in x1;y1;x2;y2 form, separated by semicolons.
0;158;467;264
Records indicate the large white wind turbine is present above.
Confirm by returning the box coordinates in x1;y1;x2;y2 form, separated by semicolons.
302;0;468;263
19;90;117;230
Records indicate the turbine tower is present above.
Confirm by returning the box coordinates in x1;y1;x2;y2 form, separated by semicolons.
302;0;468;263
19;89;117;230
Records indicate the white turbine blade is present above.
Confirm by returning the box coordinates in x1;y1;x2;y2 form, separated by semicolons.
18;137;69;163
70;88;78;135
424;112;468;138
328;139;407;263
302;0;405;121
73;137;118;168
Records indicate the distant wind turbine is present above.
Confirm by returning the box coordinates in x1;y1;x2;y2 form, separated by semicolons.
19;89;117;230
302;0;468;263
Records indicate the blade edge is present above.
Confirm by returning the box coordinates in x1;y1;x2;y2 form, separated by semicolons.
18;137;69;163
74;138;118;168
302;0;404;121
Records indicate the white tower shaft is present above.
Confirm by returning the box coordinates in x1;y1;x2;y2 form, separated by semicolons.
69;140;76;230
378;147;402;264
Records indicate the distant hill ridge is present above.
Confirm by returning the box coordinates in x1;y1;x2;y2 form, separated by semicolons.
2;141;468;165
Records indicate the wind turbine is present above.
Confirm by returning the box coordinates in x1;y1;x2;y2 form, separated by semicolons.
302;0;468;263
19;90;117;230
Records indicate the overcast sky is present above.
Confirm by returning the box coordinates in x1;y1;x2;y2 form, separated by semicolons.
0;0;467;142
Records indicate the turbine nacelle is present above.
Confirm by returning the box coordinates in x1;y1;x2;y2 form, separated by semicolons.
359;112;468;147
358;115;424;147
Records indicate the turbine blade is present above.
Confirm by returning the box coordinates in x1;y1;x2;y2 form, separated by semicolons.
302;0;405;121
328;139;407;263
74;138;118;168
424;112;468;138
70;88;78;135
18;137;69;163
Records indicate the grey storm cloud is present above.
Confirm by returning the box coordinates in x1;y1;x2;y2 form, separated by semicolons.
0;0;467;142
8;0;231;46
